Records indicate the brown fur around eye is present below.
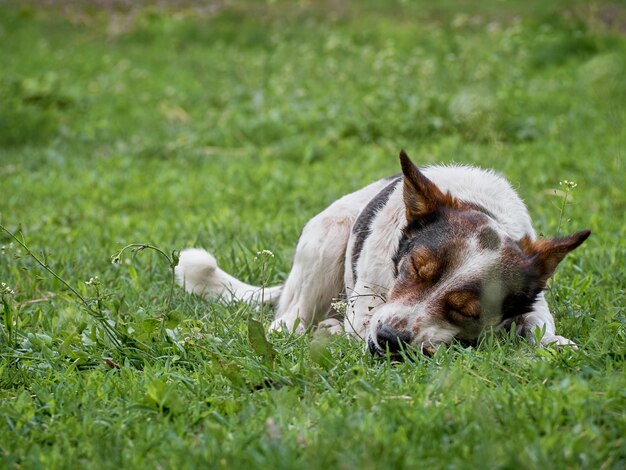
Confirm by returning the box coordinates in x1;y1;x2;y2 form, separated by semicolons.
445;291;481;318
412;250;439;282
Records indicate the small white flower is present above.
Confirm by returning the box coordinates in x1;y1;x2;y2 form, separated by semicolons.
255;249;275;260
331;299;348;316
0;282;15;296
559;180;577;191
85;276;100;286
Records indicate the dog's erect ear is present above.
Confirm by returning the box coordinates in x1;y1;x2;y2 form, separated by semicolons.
519;229;591;283
400;150;455;221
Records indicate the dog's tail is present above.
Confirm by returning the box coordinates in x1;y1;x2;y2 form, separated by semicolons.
175;248;282;305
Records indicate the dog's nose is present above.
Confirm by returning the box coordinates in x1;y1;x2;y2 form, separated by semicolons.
374;324;412;355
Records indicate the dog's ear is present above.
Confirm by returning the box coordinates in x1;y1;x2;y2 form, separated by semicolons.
400;150;456;221
518;229;591;283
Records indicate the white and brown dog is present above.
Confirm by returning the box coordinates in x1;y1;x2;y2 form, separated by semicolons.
176;151;590;355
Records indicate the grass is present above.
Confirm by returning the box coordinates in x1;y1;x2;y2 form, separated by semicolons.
1;0;625;468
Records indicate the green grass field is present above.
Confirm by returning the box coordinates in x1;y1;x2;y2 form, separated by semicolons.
1;1;625;468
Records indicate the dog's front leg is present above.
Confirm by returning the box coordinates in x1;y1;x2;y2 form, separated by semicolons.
268;212;352;333
267;260;322;333
519;292;577;348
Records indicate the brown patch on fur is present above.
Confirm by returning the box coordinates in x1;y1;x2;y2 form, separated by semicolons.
518;230;591;283
444;290;481;319
390;246;447;302
453;210;494;235
412;248;439;282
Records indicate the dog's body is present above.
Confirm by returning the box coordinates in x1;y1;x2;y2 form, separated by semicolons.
176;152;589;354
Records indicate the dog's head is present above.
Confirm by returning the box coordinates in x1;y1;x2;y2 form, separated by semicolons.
367;151;590;356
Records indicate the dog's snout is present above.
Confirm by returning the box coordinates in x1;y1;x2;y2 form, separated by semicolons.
374;324;412;355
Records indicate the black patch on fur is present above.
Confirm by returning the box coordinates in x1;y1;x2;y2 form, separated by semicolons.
457;281;483;297
351;176;401;282
500;290;542;319
478;226;500;251
499;264;545;319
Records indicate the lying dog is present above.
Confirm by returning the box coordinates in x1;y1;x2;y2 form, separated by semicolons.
176;151;590;355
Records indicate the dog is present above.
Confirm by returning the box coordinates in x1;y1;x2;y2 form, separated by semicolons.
176;151;590;355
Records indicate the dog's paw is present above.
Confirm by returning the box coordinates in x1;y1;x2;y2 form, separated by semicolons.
268;317;306;334
267;319;285;333
540;334;578;349
316;318;344;335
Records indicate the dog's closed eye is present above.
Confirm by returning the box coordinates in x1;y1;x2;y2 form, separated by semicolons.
412;250;440;283
445;291;481;319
